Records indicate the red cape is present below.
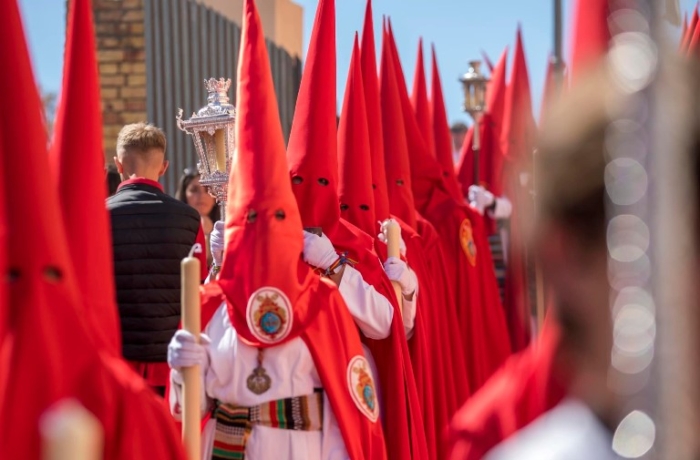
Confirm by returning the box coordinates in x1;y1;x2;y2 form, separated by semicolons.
405;217;457;458
305;279;389;460
447;320;568;460
332;218;429;460
375;217;438;460
414;214;472;453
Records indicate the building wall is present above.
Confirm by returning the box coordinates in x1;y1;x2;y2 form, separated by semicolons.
92;0;302;193
93;0;148;162
197;0;303;58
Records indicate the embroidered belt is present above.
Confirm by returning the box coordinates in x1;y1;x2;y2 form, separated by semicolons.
211;389;324;460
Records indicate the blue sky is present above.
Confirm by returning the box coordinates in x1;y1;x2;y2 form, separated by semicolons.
18;0;691;126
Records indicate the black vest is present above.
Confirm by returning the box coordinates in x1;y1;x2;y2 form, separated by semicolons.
107;182;201;362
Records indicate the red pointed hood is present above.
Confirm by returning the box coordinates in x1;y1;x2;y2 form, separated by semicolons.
570;0;610;83
338;35;375;236
387;25;449;215
380;27;418;229
411;39;435;158
683;6;699;50
49;0;120;356
0;0;99;452
430;45;463;202
501;28;536;164
361;0;391;222
286;0;339;236
487;48;508;133
216;0;319;347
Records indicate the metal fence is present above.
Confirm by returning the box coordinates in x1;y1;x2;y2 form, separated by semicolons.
144;0;302;193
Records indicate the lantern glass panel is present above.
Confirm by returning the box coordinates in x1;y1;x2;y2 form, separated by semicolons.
476;83;486;110
197;131;218;174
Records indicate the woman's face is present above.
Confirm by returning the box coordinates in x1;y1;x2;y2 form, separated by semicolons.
185;176;216;217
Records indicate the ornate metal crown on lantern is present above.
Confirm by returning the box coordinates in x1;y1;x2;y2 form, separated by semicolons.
177;78;236;220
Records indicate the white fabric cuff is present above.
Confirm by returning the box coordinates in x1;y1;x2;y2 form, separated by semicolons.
488;197;513;220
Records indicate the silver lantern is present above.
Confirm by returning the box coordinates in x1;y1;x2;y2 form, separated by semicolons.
459;61;489;185
177;77;236;221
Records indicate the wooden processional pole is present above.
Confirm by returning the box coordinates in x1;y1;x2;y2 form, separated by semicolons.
181;245;203;460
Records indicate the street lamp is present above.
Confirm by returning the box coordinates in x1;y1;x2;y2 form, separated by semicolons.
459;60;489;185
177;77;236;222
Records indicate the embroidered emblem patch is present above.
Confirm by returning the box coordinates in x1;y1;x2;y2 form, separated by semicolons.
459;218;477;267
347;355;379;422
246;287;292;344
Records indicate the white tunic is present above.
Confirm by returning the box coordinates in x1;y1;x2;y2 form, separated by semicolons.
485;399;620;460
170;305;350;460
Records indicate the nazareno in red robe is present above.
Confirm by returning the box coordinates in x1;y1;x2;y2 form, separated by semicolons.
385;24;513;393
0;1;187;457
284;0;426;455
378;23;468;457
338;30;431;460
200;0;388;455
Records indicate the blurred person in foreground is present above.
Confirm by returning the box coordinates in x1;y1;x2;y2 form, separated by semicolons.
482;65;633;460
176;167;221;265
107;122;207;396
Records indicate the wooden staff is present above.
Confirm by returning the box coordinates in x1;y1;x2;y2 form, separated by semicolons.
41;399;102;460
181;244;202;460
385;219;404;315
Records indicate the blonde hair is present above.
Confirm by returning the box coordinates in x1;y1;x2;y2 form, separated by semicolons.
116;122;167;158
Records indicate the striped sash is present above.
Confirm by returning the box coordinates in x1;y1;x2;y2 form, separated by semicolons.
212;389;324;460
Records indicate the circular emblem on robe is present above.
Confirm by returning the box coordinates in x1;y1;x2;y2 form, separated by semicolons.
246;287;292;344
346;355;379;422
459;218;477;267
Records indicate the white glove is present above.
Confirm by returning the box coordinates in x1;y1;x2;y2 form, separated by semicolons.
210;220;225;266
377;219;407;257
383;256;417;296
302;231;338;269
167;330;211;377
468;185;495;216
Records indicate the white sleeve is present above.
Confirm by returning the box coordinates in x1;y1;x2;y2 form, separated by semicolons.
488;196;513;220
337;265;394;340
321;392;351;460
402;268;418;339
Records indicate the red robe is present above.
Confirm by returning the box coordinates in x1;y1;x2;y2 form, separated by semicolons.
375;218;439;460
0;280;187;460
0;0;186;455
331;219;430;460
447;320;568;460
383;25;511;395
417;186;512;392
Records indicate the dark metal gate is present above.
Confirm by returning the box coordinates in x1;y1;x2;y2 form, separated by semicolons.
143;0;301;193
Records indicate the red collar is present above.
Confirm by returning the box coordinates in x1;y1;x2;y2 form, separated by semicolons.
117;178;164;192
